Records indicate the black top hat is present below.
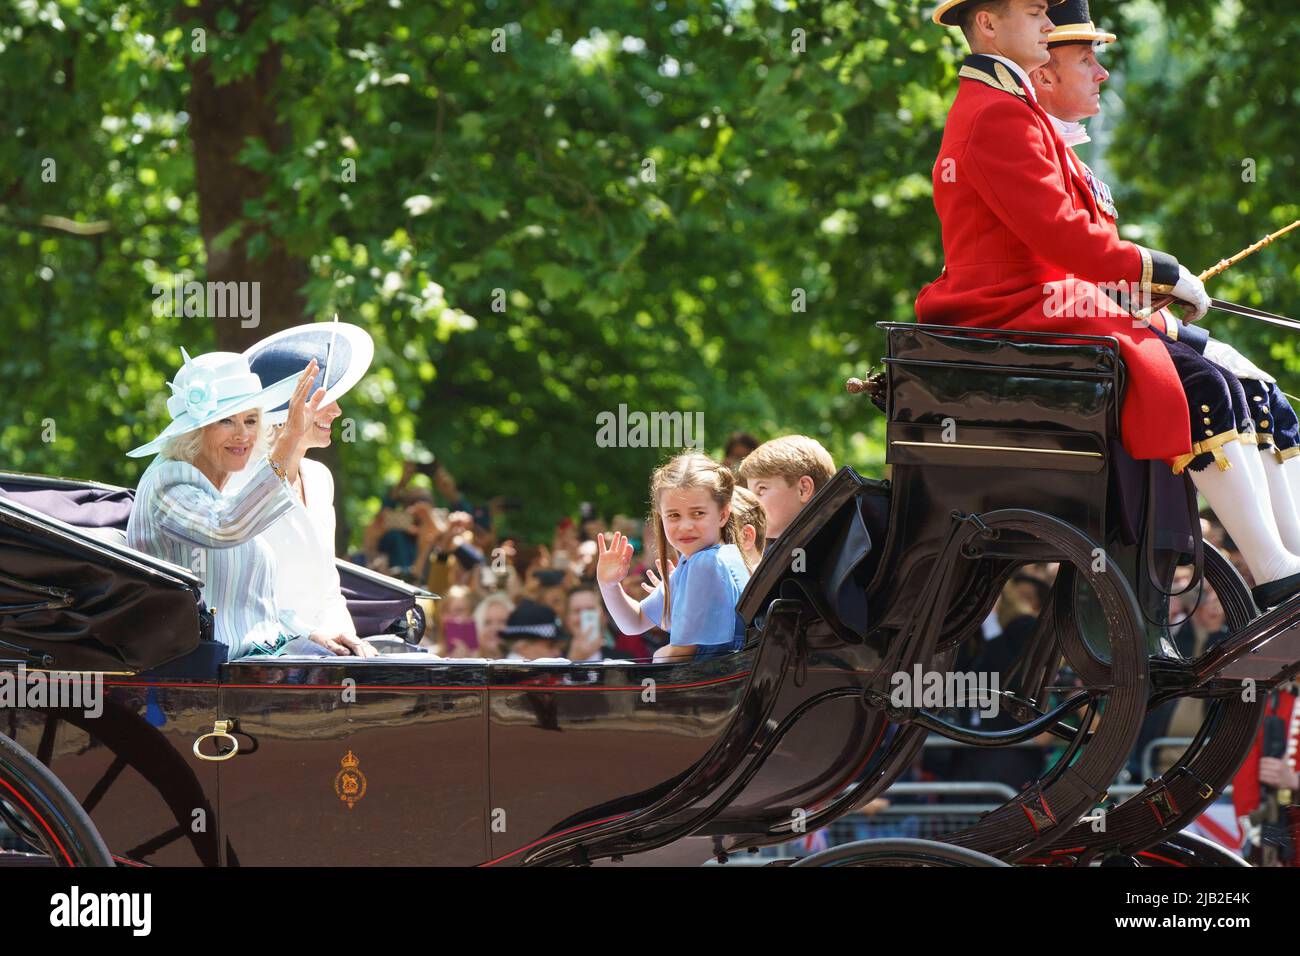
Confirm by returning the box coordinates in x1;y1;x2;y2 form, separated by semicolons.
500;600;567;644
933;0;1066;27
1048;0;1116;45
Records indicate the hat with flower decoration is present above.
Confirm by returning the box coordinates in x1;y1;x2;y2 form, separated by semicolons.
126;349;302;458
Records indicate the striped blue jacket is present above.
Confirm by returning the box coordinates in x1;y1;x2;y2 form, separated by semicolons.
126;457;311;656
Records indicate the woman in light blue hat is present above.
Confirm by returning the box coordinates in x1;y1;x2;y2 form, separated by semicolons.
126;349;368;658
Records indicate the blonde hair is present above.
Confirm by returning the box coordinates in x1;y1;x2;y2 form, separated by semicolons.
648;452;744;630
730;485;767;569
160;409;273;466
473;591;515;632
737;435;836;491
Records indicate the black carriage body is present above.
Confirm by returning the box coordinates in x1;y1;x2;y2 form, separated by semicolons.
7;325;1300;867
0;472;888;867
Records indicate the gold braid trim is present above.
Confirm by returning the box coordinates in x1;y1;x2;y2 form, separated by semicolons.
1159;310;1179;341
1049;22;1117;44
958;65;1025;98
1139;247;1154;293
992;63;1025;98
1278;445;1300;463
1171;429;1241;475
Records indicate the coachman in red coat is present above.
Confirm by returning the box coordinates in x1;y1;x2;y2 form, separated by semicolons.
916;49;1193;462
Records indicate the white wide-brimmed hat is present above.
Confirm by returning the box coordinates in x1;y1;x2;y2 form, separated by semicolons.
126;349;302;459
242;317;374;426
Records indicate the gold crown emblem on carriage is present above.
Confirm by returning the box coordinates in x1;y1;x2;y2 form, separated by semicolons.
334;750;367;810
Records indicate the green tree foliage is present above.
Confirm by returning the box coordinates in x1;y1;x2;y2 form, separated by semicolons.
3;1;1295;543
1103;0;1300;380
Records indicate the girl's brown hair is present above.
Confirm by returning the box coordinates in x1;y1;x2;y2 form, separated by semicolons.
648;452;744;630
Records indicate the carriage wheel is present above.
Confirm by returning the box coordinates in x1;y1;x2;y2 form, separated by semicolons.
1044;544;1264;863
1132;831;1251;868
912;509;1148;861
19;699;220;866
791;837;1010;867
0;732;113;867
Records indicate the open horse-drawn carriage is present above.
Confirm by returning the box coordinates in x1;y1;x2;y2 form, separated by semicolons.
3;322;1300;867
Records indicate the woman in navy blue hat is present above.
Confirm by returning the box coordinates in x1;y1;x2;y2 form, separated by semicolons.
227;318;378;655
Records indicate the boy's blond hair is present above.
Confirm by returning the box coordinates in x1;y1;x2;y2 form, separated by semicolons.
737;435;836;490
730;486;767;569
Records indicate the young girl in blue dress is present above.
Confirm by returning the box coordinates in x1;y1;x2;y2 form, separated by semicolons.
597;452;751;661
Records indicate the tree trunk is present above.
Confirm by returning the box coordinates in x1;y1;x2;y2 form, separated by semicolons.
184;3;349;548
185;1;309;354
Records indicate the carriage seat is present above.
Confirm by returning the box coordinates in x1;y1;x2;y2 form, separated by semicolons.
882;322;1123;463
0;482;135;532
878;322;1128;565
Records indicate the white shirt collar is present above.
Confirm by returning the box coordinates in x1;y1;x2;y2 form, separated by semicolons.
984;54;1036;100
1047;113;1092;148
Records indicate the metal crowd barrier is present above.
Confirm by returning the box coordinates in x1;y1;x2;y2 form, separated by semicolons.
745;734;1235;863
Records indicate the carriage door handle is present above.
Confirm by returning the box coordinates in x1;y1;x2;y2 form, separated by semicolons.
194;719;240;761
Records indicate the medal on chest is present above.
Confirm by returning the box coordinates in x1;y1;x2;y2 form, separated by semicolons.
1078;159;1118;220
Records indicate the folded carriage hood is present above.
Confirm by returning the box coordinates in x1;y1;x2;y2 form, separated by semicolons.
0;473;204;673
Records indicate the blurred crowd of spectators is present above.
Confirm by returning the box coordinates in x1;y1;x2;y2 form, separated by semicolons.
351;432;762;661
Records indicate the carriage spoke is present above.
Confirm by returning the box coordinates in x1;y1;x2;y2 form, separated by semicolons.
125;824;187;861
81;755;129;814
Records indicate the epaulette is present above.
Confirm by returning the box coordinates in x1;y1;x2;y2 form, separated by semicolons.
958;54;1027;99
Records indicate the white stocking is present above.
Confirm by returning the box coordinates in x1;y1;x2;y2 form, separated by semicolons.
1190;439;1300;585
1261;452;1300;554
1282;455;1300;521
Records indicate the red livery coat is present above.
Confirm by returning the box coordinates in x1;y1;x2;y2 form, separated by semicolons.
1062;146;1191;349
1232;686;1300;865
1233;687;1300;819
1059;144;1206;466
916;55;1191;461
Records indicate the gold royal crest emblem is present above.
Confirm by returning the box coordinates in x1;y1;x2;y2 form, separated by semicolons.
334;750;367;810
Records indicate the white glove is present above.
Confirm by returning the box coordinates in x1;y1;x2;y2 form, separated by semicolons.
1171;264;1209;324
1203;338;1276;384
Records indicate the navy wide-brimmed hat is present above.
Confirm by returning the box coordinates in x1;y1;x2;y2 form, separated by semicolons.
242;317;374;426
499;600;567;645
1048;0;1116;45
933;0;1066;27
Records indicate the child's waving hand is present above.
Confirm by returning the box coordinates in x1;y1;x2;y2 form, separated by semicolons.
595;532;633;585
641;557;677;595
